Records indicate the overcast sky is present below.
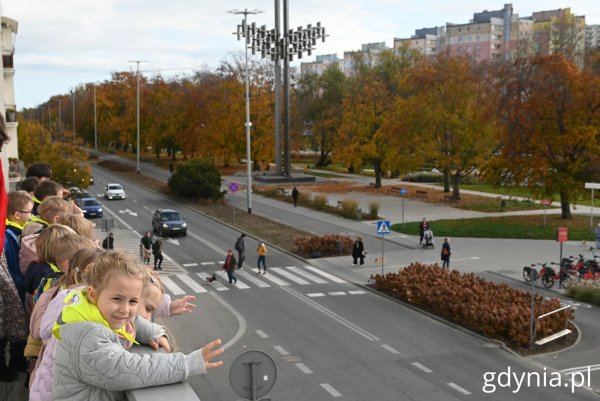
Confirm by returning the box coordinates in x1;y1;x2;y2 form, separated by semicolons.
3;0;599;110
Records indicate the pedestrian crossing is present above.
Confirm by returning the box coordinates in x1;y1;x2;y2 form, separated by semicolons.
93;229;362;297
159;265;356;297
94;228;186;275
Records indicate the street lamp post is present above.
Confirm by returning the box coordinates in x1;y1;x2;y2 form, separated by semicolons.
72;90;76;139
129;60;147;174
228;8;263;214
93;84;98;152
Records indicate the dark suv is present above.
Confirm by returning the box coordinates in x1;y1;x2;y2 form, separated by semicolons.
152;208;187;237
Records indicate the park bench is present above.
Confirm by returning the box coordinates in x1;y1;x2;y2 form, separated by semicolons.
415;190;428;202
277;187;288;196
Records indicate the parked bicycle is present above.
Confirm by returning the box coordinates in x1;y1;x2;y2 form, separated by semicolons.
522;262;573;289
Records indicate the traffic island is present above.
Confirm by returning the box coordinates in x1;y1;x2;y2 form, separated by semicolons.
371;263;577;355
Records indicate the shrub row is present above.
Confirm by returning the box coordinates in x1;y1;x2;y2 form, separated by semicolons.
566;278;600;306
294;234;354;258
372;263;573;348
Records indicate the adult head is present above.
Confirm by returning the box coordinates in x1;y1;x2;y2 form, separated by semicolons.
19;176;40;194
26;162;52;181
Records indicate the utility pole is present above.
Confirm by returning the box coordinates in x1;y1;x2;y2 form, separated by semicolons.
128;60;147;174
228;8;263;214
94;84;98;152
72;89;76;138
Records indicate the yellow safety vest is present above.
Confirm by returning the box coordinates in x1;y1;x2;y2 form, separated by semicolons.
52;289;137;344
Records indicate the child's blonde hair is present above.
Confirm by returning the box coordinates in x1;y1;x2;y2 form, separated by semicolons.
64;247;104;288
51;234;97;269
144;270;164;294
35;224;77;264
85;250;146;294
38;196;72;223
58;214;96;241
7;190;33;216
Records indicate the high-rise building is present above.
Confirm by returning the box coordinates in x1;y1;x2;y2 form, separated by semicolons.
586;25;600;50
393;26;446;58
343;42;388;76
530;8;586;67
300;54;343;77
1;15;19;189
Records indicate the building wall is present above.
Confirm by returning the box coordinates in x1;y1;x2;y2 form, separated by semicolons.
1;16;19;187
587;25;600;49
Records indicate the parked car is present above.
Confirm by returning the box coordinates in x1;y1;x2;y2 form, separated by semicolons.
76;197;103;218
152;208;187;237
104;183;126;200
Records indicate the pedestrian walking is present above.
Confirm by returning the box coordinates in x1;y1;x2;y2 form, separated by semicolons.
102;232;114;250
152;238;164;270
352;236;365;266
234;233;246;269
141;231;153;264
256;241;267;274
595;223;600;249
291;187;299;207
223;250;237;285
419;218;430;245
441;238;451;269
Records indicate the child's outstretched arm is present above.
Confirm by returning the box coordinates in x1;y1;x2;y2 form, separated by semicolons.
184;339;224;375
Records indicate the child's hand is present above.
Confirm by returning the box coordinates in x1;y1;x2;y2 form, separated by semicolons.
149;336;171;353
202;339;224;370
170;295;196;315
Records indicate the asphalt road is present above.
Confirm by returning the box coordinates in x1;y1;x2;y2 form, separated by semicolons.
89;162;600;400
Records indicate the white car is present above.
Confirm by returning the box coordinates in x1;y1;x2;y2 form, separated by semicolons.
104;183;126;200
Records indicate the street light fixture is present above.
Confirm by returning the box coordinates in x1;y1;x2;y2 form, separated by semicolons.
93;83;98;152
228;8;263;214
128;60;147;174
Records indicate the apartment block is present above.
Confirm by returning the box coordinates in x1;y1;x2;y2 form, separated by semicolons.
586;25;600;49
300;54;343;76
1;15;19;188
531;8;586;67
343;42;389;76
393;26;446;57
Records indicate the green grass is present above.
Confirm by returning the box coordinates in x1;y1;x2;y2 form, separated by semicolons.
392;214;597;240
455;198;551;213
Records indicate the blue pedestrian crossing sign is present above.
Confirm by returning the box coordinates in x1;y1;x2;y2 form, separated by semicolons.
377;220;391;235
399;187;406;195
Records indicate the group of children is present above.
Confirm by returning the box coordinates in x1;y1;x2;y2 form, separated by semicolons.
0;162;224;400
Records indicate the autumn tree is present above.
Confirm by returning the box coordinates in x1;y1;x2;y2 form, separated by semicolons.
296;66;347;167
398;53;499;199
335;50;418;187
493;54;600;218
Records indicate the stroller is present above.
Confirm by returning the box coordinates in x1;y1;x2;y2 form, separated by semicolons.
422;229;434;249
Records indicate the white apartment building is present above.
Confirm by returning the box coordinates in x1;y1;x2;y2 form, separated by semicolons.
1;15;19;189
300;54;343;76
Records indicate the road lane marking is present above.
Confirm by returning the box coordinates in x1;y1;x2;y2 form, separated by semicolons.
201;262;215;265
286;266;327;284
256;330;269;339
411;362;432;373
303;265;346;283
271;267;310;285
381;344;400;354
103;204;132;229
261;271;290;286
216;271;250;289
348;290;366;295
236;270;271;287
327;292;346;296
282;287;380;342
196;272;228;291
274;345;289;356
295;363;313;374
447;382;471;395
183;263;198;267
188;231;226;255
210;292;246;351
176;274;207;293
307;293;326;297
320;383;341;397
160;276;184;295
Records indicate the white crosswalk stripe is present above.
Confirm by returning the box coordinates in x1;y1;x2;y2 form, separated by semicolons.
270;267;310;285
151;264;355;296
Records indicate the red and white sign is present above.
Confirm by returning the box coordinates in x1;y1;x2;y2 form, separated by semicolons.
556;227;568;243
540;199;552;206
